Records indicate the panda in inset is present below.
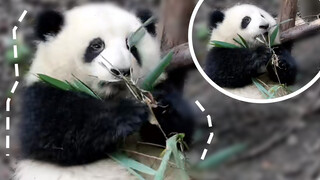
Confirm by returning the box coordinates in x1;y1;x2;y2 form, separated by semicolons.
205;4;298;99
15;3;194;180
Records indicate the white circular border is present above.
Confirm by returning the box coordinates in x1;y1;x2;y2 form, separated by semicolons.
188;0;320;104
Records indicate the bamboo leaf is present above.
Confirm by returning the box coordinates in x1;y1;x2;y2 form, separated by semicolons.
128;16;156;49
38;74;72;91
154;146;172;180
154;134;189;180
196;144;246;170
269;25;279;47
233;38;246;48
38;74;101;99
252;78;274;99
237;34;249;48
72;78;101;100
109;153;156;176
142;51;173;91
211;41;240;48
109;153;146;180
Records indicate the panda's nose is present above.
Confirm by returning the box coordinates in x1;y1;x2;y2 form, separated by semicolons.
259;24;269;30
111;68;131;77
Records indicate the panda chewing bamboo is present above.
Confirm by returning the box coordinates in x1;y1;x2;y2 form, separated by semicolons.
15;3;194;180
205;4;297;99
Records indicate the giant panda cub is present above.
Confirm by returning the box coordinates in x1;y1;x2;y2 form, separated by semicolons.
15;3;194;180
205;4;298;99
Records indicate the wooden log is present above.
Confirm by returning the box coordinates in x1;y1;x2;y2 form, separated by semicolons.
278;0;298;32
157;0;195;51
281;19;320;43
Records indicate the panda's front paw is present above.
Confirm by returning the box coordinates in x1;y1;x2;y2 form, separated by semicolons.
114;100;150;135
254;46;272;64
278;59;289;70
250;46;272;75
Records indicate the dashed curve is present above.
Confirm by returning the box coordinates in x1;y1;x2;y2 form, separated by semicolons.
195;100;214;160
5;10;27;157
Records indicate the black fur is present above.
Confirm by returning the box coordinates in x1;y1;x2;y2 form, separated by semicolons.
20;83;149;166
267;46;297;85
136;9;156;36
35;10;64;41
205;46;297;88
140;81;195;146
209;10;225;30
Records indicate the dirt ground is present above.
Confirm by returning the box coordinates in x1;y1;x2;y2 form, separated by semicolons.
0;0;320;180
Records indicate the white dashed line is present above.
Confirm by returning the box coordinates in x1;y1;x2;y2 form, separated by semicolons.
6;98;11;112
207;115;212;127
6;136;10;149
11;81;19;93
201;149;208;160
195;100;205;112
15;64;19;77
207;132;214;144
195;100;215;160
12;26;18;40
6;117;10;130
18;10;28;22
5;10;26;158
13;45;18;58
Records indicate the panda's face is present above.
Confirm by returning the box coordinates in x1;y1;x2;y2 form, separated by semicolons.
27;4;161;96
209;4;277;48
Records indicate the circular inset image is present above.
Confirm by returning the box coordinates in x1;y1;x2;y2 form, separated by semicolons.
189;0;320;103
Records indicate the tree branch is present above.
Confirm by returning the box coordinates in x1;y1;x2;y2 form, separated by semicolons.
280;19;320;43
164;43;194;71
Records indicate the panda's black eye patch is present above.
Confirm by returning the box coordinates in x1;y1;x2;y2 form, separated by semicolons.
241;16;251;29
125;38;142;66
84;38;105;63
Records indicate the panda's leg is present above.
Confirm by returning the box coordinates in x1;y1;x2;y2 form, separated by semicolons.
205;46;272;88
267;46;297;85
139;82;195;146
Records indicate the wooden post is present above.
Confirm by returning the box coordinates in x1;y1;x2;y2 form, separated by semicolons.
157;0;195;51
278;0;298;32
156;0;195;91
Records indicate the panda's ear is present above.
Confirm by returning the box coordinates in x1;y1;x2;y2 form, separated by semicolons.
35;10;64;41
136;9;157;36
209;10;225;30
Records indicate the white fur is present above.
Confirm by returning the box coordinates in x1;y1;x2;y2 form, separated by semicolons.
26;3;161;96
14;160;134;180
209;4;280;99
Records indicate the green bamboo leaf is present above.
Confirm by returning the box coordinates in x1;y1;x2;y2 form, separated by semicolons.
72;78;101;100
237;34;249;48
109;153;156;176
196;144;246;170
252;78;274;99
128;16;156;49
269;25;279;47
154;146;172;180
109;153;146;180
155;134;189;180
211;41;240;48
233;38;246;48
38;74;72;91
38;74;101;99
142;51;173;91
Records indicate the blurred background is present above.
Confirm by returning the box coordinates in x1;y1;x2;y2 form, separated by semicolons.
1;0;320;180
